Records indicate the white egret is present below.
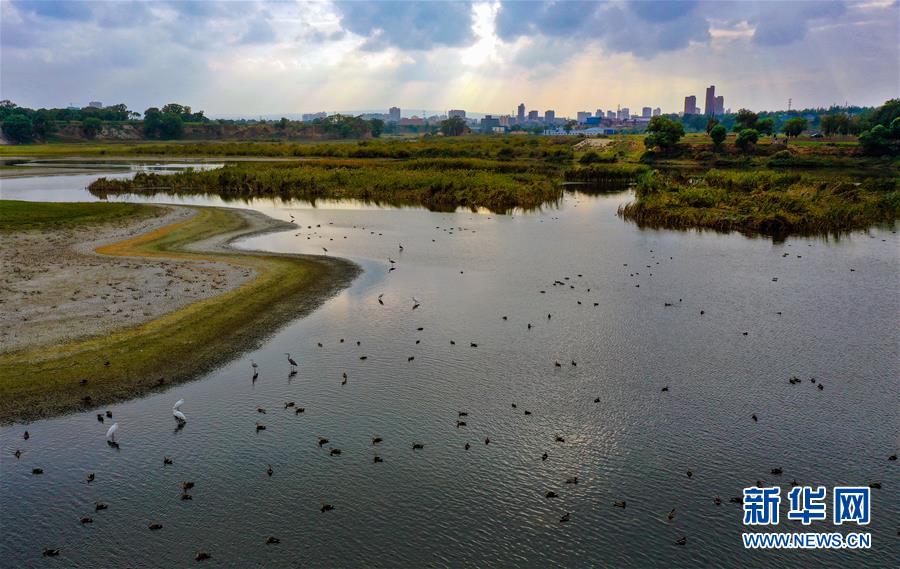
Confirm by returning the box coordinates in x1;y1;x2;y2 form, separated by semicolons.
173;399;187;424
106;423;119;444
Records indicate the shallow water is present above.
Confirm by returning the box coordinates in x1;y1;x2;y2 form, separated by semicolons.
1;171;898;568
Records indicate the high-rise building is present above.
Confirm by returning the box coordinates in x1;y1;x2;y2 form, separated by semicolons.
715;96;724;116
88;101;103;108
480;115;500;132
642;107;652;118
527;110;539;121
544;110;555;123
596;109;603;117
448;109;466;119
577;111;592;123
705;86;716;117
653;107;661;117
517;103;525;123
606;110;615;119
389;106;401;122
617;108;630;120
683;95;697;115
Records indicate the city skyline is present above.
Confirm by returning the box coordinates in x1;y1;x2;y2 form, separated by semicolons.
2;1;898;116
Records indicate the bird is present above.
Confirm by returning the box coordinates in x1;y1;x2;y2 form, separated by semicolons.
86;473;95;483
164;456;173;465
23;431;30;440
675;536;687;546
250;359;258;373
752;414;758;422
330;448;342;456
179;482;194;490
377;293;384;305
318;438;329;447
373;456;383;463
559;512;570;523
106;410;112;418
372;437;382;444
95;502;108;511
661;386;669;392
484;437;490;445
257;407;267;414
266;536;280;545
714;495;722;505
565;476;579;485
412;443;424;450
555;436;565;443
687;470;693;478
256;422;266;432
284;401;295;409
545;491;558;498
667;508;676;521
105;423;119;447
32;468;43;475
148;522;163;530
195;551;211;561
321;504;334;513
42;548;60;557
13;449;21;459
541;453;548;461
771;467;783;475
464;442;471;450
267;464;273;476
295;407;305;414
411;297;420;310
285;353;298;370
398;243;404;251
80;516;93;524
96;414;104;423
614;501;627;508
172;399;186;425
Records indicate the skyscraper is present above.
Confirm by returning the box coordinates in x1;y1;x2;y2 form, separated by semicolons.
544;110;555;123
448;109;466;119
684;95;697;115
642;107;652;118
527;110;539;121
653;107;661;117
705;85;716;117
389;106;401;122
715;96;724;116
517;103;525;123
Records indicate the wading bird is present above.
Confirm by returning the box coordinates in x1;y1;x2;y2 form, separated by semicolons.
106;423;119;447
285;353;298;371
173;399;186;425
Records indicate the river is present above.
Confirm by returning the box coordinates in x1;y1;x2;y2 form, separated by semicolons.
1;168;898;568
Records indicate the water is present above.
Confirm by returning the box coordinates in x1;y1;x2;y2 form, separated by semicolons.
2;170;898;568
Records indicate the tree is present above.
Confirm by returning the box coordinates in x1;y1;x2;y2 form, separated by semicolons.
82;117;103;138
159;113;184;139
782;117;807;138
370;118;384;138
709;124;727;149
755;117;774;136
440;116;467;136
705;117;719;134
563;120;577;133
858;124;895;155
1;113;34;142
276;117;289;130
735;128;759;152
143;107;162;137
643;116;685;152
734;109;758;132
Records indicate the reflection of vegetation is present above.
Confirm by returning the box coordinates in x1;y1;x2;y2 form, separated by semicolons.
619;169;900;236
0;205;357;423
90;158;565;213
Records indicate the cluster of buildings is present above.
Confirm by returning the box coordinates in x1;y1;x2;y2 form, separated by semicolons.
683;85;728;117
300;86;731;135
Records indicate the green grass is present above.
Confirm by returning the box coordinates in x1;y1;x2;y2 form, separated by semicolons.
619;169;900;236
0;200;158;231
0;205;357;424
88;159;565;213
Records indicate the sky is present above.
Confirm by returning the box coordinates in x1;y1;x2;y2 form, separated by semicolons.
1;0;898;117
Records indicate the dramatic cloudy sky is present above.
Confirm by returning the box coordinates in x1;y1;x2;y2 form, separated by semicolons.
2;0;897;117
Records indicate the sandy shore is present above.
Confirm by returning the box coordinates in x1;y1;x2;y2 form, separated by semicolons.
0;205;268;353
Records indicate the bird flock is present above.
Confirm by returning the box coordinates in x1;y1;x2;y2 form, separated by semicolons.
11;204;896;563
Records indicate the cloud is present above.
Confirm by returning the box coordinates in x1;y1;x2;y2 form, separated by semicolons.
334;0;475;50
495;0;709;58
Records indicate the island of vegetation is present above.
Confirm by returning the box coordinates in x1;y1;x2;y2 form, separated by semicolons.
0;201;358;424
3;99;899;236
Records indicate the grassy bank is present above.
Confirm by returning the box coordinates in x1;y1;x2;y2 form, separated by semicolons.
0;204;358;424
618;169;900;236
88;158;565;212
0;200;159;230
